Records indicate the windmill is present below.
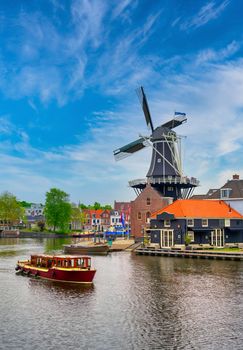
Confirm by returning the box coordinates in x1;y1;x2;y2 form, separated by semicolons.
113;87;199;199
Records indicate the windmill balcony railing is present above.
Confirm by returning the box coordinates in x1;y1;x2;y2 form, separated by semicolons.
129;176;199;187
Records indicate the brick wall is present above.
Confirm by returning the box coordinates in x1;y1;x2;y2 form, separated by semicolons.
131;184;172;240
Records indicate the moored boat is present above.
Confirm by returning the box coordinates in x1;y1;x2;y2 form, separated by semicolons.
16;254;96;284
63;243;109;255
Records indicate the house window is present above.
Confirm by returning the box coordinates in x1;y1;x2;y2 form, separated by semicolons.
164;219;170;227
168;187;173;191
220;188;231;199
225;219;230;227
202;219;208;227
146;197;151;205
157;158;161;163
146;212;151;223
187;219;194;227
137;212;142;220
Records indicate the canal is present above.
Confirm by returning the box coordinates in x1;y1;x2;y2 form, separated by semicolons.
0;238;243;350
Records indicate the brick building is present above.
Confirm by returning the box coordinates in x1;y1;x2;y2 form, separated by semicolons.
130;184;172;240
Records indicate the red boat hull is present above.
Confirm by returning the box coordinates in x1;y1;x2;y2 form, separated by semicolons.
17;264;96;284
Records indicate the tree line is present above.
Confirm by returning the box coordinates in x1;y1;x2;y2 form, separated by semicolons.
0;188;112;233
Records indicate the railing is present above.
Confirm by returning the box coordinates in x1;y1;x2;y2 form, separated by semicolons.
129;176;199;187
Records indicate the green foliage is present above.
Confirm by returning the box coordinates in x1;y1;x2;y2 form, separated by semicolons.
71;207;86;225
185;234;192;246
18;200;32;208
44;188;72;232
103;204;112;210
79;202;112;210
37;221;45;232
0;191;25;224
93;202;101;210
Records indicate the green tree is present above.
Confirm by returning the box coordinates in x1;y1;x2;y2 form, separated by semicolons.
103;204;112;210
0;191;25;224
93;202;101;210
18;200;32;208
79;203;88;210
71;206;86;229
44;188;72;232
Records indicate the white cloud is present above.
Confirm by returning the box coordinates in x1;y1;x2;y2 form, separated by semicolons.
180;0;230;31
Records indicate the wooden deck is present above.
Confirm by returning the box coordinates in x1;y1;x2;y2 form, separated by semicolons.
135;248;243;261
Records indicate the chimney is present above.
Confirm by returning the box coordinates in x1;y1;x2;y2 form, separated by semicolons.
232;174;239;180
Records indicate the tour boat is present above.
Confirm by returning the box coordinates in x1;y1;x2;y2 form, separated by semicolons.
16;254;96;284
63;243;110;255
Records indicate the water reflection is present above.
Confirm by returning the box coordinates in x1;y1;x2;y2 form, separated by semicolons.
0;238;242;350
28;277;95;296
44;237;71;253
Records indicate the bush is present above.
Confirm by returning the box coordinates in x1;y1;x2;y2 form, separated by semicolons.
185;234;192;246
37;221;45;232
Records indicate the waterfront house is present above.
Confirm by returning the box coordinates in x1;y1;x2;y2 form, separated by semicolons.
83;209;111;232
150;199;243;248
110;210;121;226
191;174;243;214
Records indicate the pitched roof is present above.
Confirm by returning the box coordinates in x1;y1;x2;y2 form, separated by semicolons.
151;199;243;219
206;179;243;199
191;175;243;200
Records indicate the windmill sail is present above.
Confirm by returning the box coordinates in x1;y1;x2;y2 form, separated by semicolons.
162;116;187;129
137;86;154;132
113;137;149;161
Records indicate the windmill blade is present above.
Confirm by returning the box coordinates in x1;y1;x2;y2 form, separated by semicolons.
136;86;154;132
162;116;187;129
113;137;149;161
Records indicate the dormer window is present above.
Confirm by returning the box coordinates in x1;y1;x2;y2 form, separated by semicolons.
220;188;231;199
164;219;170;227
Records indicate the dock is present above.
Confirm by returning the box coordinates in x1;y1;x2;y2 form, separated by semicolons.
135;248;243;261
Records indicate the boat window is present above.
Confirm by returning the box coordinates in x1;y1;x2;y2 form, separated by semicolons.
64;260;68;267
71;259;74;267
87;259;91;267
57;260;61;267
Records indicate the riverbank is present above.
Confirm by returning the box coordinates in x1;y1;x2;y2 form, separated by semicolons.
135;247;243;261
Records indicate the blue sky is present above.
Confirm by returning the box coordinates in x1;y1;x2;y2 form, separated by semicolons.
0;0;243;205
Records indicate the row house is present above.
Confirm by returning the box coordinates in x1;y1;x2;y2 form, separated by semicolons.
114;201;131;226
150;199;243;248
82;207;130;232
83;209;111;232
110;210;122;226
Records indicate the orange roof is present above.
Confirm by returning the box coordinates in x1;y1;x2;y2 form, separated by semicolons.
83;209;104;219
151;199;243;219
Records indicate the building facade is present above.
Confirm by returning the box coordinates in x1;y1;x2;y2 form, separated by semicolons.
192;174;243;214
131;184;172;240
150;199;243;248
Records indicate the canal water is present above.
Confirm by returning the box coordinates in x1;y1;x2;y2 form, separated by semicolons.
0;238;242;350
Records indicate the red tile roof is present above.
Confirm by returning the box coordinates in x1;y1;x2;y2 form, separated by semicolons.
151;199;243;219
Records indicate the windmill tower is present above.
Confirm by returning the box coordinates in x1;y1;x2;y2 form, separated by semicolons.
114;87;199;200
